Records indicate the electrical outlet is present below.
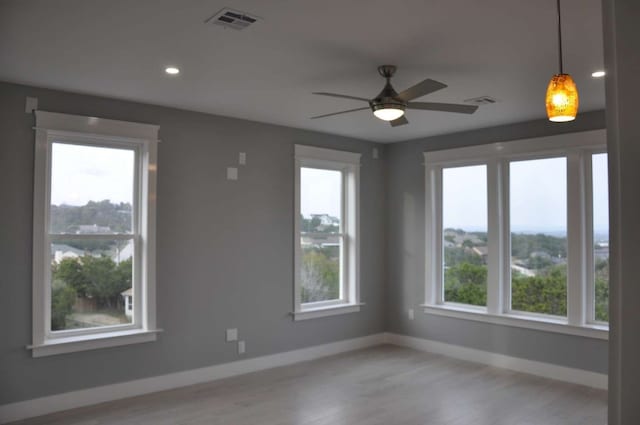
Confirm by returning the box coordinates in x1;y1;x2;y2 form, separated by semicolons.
239;152;246;165
372;147;379;159
408;308;414;320
226;328;238;342
238;340;246;355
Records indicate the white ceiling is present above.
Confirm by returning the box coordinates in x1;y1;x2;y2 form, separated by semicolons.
0;0;605;143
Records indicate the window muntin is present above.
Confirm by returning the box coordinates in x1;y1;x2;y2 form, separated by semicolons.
442;165;488;307
294;145;360;318
592;153;609;323
49;143;137;332
300;167;343;304
509;157;568;317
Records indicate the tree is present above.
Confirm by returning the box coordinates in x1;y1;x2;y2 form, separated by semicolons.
444;263;487;306
52;255;132;309
511;233;566;260
444;246;483;266
51;280;76;330
310;216;321;231
301;248;339;303
595;258;609;322
54;257;89;296
527;255;554;270
511;265;567;316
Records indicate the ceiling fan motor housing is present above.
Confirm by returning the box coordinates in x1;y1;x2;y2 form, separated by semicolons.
370;77;406;114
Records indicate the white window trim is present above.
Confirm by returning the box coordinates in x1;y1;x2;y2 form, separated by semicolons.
30;111;161;357
423;129;608;339
293;145;361;321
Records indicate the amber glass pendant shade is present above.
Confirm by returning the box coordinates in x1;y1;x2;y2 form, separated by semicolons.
546;73;579;122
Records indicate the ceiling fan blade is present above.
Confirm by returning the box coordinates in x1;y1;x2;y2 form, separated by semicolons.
312;92;370;102
310;107;370;120
407;102;479;114
390;116;409;127
397;79;447;101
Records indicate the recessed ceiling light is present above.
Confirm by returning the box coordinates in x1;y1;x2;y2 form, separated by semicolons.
591;70;606;78
165;67;180;75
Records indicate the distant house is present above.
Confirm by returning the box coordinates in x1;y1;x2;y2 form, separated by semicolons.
51;243;84;263
300;234;340;249
76;224;112;234
310;214;339;226
121;288;133;317
472;246;488;262
112;240;134;264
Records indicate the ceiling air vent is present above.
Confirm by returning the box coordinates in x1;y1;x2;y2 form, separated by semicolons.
464;96;498;105
206;8;260;30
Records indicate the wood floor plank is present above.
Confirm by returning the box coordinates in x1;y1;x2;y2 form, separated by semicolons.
9;345;607;425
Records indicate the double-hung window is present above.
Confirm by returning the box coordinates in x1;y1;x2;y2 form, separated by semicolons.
30;111;159;357
424;130;608;338
293;145;361;320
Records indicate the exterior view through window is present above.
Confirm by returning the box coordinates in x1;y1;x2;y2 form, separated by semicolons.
592;153;609;322
442;165;488;306
509;157;568;316
299;167;343;303
50;143;136;331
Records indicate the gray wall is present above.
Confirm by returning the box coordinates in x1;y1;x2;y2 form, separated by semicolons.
603;0;640;422
385;110;609;374
0;78;613;407
0;82;386;405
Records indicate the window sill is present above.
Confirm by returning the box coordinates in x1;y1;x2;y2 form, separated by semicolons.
28;328;162;357
421;304;608;340
292;303;364;321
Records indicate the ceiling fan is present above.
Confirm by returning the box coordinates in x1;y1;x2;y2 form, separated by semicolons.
311;65;478;127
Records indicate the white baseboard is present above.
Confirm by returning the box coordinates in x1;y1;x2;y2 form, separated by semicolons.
0;333;385;424
383;332;608;390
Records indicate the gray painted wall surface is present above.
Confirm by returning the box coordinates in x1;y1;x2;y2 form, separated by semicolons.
0;79;612;407
385;110;609;374
0;82;386;404
603;0;640;422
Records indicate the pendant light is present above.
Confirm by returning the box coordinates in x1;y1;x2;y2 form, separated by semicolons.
546;0;579;122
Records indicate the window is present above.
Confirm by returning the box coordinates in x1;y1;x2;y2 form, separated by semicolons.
294;145;361;320
31;111;159;357
424;130;608;339
590;153;609;323
509;157;567;317
442;165;488;307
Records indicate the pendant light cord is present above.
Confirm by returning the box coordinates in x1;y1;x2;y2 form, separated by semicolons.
557;0;564;74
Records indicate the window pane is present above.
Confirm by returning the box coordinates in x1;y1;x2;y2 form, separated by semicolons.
300;239;341;303
50;239;134;331
592;153;609;322
300;167;342;304
50;143;135;234
442;165;488;306
300;168;341;235
510;157;567;316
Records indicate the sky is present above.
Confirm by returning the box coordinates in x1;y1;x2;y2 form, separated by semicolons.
509;157;567;233
300;167;341;218
51;143;134;206
51;144;609;236
442;155;609;235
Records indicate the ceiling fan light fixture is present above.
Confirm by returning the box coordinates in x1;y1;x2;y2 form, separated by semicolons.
372;104;405;121
546;73;578;122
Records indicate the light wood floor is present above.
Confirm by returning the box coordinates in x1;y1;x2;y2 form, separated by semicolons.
11;345;607;425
